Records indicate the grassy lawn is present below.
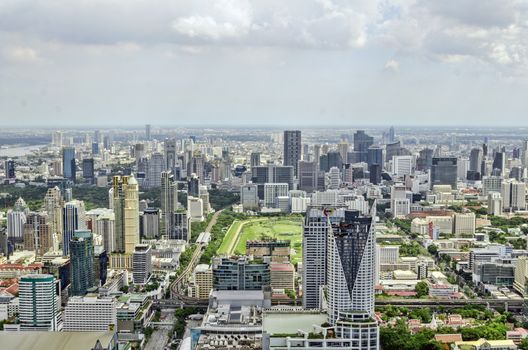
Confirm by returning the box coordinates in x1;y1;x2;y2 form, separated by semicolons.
233;217;303;264
217;220;243;255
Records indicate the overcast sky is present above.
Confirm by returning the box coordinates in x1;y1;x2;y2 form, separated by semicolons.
1;0;527;126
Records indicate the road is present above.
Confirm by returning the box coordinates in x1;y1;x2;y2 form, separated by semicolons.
144;310;174;350
170;210;223;299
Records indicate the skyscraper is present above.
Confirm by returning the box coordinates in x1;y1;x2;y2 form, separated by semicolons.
62;147;76;182
303;206;347;309
431;157;458;189
250;152;261;168
4;159;15;183
283;130;302;177
63;200;85;256
112;175;140;253
161;171;178;236
69;230;95;296
469;148;482;173
165;138;177;170
353;130;374;163
82;158;95;184
19;274;61;331
145;124;151;140
327;209;376;323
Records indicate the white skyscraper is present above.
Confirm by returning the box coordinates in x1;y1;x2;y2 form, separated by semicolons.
19;274;61;331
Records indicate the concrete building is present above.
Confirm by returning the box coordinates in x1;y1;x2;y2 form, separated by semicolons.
212;256;270;291
264;183;289;208
502;180;526;212
132;244;152;285
193;264;213;299
69;230;94;296
188;196;204;222
454;212;476;236
488;192;503;216
112;175;140;254
19;274;61;331
241;184;259;211
283;130;301;177
270;263;295;290
63;295;117;331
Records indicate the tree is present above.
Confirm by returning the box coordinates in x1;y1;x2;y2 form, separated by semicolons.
519;338;528;350
415;281;430;298
427;244;438;256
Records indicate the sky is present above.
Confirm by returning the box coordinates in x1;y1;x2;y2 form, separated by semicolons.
0;0;527;127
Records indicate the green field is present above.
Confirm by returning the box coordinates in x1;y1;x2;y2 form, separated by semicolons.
218;216;303;264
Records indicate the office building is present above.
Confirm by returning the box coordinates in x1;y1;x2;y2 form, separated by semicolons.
7;209;26;243
502;180;526;212
367;146;383;167
328;167;341;189
188;196;204;222
353;130;374;163
283;130;301;177
416;148;434;171
392;155;413;176
454;212;476;236
70;230;94;296
492;151;505;175
240;184;259;210
19;274;61;331
270;263;295;290
161;171;178;236
63;200;86;256
431;157;458;189
112;175;140;254
140;208;160;239
193;264;213;299
96;211;115;253
298;160;324;193
250;152;261;168
212;256;270;291
145;124;151;140
252;164;294;199
82;158;95;184
263;183;289;208
470;148;482;173
62;147;76;182
132;244;152;285
4;159;15;183
488;192;503;216
63;295;117;332
44;186;64;239
171;210;191;241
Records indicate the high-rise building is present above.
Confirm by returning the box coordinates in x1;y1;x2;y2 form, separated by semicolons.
263;183;289;208
164;138;177;170
63;295;116;332
283;130;302;177
133;244;152;285
143;152;165;188
240;184;259;210
298;160;324;193
52;131;63;148
161;171;178;236
4;159;15;183
431;157;458;189
502;180;526;212
250;152;261;168
493;151;506;175
252;164;294;199
212;256;270;291
327;167;341;190
172;210;191;241
82;158;95;184
45;187;63;239
367;146;383;167
353;130;374;163
62;147;76;182
140;208;160;239
63;200;86;256
303;206;347;309
487;192;503;216
23;213;54;255
112;175;140;253
96;211;115;253
19;274;61;331
69;230;94;296
388;126;395;143
7;209;26;243
327;210;376;335
392;155;413;176
454;212;476;236
416;148;434;171
469;148;482;173
145;124;151;140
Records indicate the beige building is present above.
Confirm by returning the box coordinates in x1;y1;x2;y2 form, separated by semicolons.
514;256;528;297
454;212;475;236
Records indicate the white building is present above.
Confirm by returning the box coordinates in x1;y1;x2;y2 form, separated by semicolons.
63;295;116;331
19;274;61;331
392;155;413;177
132;244;152;285
240;184;259;210
264;183;289;208
502;180;526;212
327;167;341;190
487;192;503;216
187;196;204;222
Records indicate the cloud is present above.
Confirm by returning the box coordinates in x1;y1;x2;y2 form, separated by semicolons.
384;59;399;71
2;46;39;62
